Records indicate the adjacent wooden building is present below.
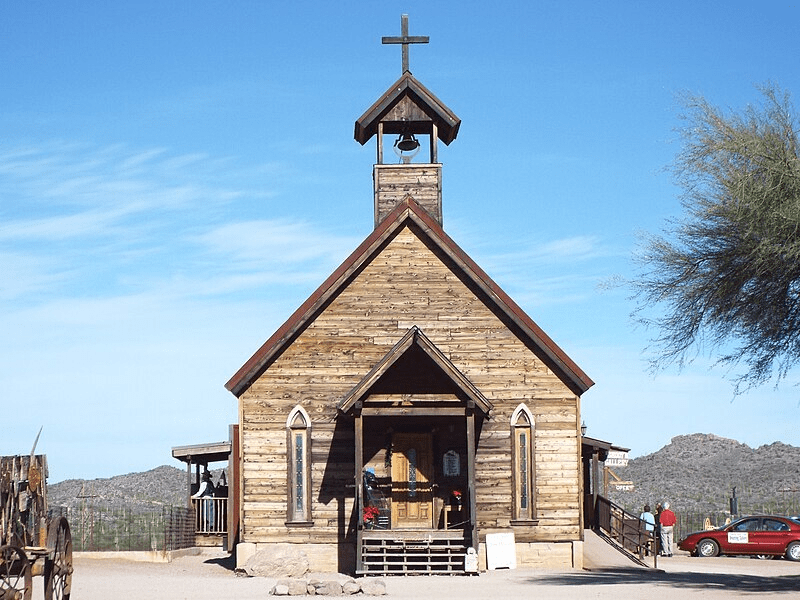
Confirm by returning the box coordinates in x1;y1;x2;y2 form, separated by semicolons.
226;32;594;573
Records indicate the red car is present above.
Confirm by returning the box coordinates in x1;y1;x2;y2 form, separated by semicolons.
678;516;800;561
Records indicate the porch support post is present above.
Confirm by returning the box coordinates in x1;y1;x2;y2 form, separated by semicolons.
591;450;600;528
377;122;384;164
582;452;591;529
466;407;477;550
186;457;192;509
354;409;364;573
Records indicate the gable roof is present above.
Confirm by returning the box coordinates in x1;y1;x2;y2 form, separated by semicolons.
225;196;594;398
338;325;494;416
354;72;461;145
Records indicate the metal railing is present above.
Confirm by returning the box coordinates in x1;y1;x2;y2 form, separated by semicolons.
192;497;227;534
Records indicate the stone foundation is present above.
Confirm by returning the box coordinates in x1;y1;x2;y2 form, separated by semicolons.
237;539;582;574
477;541;582;570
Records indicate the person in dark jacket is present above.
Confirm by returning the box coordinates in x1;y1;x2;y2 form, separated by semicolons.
192;470;216;531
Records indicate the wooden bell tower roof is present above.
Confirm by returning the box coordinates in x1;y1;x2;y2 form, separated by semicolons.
354;71;461;146
355;15;461;228
355;13;460;147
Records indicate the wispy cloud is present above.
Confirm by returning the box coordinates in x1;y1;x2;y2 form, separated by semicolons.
451;230;619;308
0;251;68;301
0;139;368;480
196;219;359;268
490;234;609;264
0;142;358;307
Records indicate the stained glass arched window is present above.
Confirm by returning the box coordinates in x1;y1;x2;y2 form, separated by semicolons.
286;406;311;523
511;404;535;521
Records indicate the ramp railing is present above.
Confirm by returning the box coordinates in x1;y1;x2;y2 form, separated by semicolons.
596;495;658;568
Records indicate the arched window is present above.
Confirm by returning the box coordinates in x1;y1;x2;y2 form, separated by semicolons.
287;406;311;524
511;404;535;521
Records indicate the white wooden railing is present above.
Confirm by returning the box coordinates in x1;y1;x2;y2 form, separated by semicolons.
192;497;227;534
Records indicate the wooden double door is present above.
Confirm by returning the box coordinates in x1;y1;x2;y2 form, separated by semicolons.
390;433;434;529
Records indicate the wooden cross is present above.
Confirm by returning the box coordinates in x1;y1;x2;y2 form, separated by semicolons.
382;14;429;74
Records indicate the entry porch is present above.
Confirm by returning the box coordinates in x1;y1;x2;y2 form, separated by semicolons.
337;327;493;574
353;428;475;575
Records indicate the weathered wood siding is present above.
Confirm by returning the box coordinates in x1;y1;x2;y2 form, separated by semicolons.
239;224;581;545
374;164;442;226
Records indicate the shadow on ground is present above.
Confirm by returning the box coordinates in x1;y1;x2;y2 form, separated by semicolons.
204;554;236;572
533;568;800;593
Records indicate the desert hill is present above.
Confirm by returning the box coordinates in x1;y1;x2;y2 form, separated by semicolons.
608;433;800;516
48;465;225;514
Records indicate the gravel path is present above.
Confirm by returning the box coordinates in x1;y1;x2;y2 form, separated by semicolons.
65;549;800;599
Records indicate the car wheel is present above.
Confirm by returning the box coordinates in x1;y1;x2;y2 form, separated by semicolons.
785;541;800;562
697;538;719;558
753;554;773;560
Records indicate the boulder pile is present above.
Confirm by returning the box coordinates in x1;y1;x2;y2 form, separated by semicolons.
269;576;387;596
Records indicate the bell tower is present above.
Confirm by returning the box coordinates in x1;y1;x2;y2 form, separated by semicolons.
354;15;461;228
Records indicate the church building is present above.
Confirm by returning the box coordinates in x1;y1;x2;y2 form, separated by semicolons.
225;16;594;573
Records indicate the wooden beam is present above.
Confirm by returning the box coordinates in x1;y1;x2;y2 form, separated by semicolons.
355;414;364;573
377;122;384;165
361;407;467;417
591;450;600;527
431;122;438;163
186;457;192;509
466;409;477;550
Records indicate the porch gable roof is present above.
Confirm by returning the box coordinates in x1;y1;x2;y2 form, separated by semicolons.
226;196;594;398
338;325;493;416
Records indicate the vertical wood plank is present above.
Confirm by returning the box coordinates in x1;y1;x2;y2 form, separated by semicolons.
466;409;477;549
355;412;364;573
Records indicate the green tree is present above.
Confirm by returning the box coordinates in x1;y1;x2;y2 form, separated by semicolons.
633;84;800;392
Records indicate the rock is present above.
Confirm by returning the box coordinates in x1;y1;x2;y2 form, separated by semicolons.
274;579;309;596
242;545;310;578
289;579;309;596
359;578;387;595
342;579;361;595
308;578;343;596
269;572;381;596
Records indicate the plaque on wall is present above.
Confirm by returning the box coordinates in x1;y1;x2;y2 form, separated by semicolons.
443;450;460;477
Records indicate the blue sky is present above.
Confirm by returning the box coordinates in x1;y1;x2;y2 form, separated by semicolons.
3;2;800;482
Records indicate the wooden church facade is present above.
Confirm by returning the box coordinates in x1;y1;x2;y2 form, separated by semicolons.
226;35;593;573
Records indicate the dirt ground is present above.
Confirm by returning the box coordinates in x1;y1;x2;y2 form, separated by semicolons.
56;548;800;600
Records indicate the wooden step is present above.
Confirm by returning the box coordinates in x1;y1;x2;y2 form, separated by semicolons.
359;535;468;574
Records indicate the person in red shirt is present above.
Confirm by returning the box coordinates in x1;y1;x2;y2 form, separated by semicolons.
659;501;677;556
